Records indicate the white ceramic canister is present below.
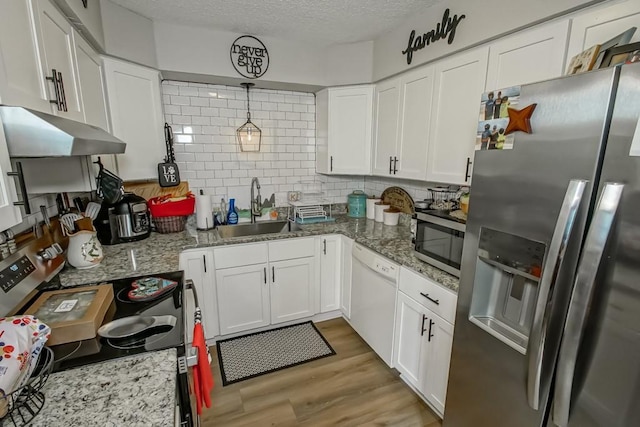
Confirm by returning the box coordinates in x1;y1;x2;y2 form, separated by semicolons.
366;197;381;220
374;202;390;222
383;208;401;226
67;230;104;269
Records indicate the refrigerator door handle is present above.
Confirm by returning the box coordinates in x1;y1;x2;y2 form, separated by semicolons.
527;179;587;410
552;183;623;427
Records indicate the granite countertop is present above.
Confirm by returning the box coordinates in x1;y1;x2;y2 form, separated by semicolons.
32;349;177;427
58;215;459;292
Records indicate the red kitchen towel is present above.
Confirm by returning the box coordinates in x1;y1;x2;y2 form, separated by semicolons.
191;322;214;414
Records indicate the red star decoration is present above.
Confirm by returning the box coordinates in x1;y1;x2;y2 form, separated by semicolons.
505;103;537;135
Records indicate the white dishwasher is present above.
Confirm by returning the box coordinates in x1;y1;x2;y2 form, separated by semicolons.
350;243;399;367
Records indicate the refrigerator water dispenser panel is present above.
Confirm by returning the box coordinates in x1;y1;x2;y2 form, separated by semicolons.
469;227;546;354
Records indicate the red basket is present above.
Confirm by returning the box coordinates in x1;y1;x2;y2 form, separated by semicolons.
148;193;195;218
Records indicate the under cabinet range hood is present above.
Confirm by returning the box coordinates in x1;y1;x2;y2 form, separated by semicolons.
0;106;126;157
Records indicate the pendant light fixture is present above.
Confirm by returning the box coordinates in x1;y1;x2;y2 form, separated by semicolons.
236;82;261;152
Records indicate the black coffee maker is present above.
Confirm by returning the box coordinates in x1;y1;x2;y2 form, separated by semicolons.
95;193;151;245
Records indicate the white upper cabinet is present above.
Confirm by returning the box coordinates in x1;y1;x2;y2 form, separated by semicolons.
486;20;570;90
372;77;401;177
0;1;49;112
427;47;489;185
373;66;435;180
0;123;22;232
567;1;640;61
396;66;435;181
73;32;109;131
32;0;84;122
103;57;165;181
316;86;373;175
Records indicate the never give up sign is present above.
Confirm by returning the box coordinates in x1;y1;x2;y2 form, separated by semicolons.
230;35;270;79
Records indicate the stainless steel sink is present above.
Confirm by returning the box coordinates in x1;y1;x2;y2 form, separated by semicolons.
214;220;302;239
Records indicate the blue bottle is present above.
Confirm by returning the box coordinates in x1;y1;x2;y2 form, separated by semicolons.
227;198;238;224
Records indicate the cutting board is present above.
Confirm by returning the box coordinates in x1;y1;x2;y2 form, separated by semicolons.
124;181;190;201
381;186;414;214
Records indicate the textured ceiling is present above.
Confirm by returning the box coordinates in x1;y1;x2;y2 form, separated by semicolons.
110;0;442;46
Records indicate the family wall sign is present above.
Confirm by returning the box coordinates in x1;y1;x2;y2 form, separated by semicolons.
402;8;466;65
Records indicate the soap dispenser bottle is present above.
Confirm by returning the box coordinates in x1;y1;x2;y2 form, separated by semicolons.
227;198;238;224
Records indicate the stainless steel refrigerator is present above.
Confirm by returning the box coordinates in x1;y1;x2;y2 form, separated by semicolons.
444;63;640;427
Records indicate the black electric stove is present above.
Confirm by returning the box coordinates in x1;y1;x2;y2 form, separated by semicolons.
48;271;185;372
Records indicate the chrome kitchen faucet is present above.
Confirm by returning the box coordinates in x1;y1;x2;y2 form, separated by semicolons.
250;177;262;223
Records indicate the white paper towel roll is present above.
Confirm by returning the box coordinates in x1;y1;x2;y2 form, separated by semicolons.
196;194;213;229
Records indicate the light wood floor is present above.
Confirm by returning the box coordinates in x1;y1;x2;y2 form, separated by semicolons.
200;317;442;426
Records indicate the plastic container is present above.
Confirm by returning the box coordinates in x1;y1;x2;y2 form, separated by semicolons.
148;193;195;217
383;208;401;226
347;191;367;218
374;202;390;222
366;197;381;220
227;198;238;224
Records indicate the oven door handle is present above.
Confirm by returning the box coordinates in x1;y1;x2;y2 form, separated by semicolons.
184;279;199;368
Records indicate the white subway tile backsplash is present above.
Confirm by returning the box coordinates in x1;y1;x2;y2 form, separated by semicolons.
163;81;364;207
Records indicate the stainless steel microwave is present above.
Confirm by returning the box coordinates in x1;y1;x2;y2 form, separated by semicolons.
412;212;465;277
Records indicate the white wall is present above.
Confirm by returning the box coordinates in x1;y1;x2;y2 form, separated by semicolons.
373;0;606;80
101;0;157;68
325;41;374;86
162;81;363;208
53;0;105;50
155;23;327;87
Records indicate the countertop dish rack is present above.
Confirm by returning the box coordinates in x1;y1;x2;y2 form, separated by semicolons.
288;198;335;224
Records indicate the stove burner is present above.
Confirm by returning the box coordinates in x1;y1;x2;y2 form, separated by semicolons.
116;287;135;303
106;324;174;349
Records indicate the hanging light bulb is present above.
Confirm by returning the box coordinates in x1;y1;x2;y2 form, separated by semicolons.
236;83;261;152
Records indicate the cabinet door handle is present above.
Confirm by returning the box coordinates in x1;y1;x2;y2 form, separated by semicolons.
272;266;275;283
419;292;440;305
421;314;427;336
330;156;333;172
389;156;393;174
46;69;62;111
393;156;398;174
58;72;68;112
7;161;31;214
323;239;326;255
202;255;206;273
264;267;267;284
428;319;435;342
465;157;472;182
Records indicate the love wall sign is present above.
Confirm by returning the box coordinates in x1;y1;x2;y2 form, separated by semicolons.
402;8;466;65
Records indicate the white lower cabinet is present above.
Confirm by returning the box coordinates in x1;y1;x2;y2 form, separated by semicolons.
211;237;319;336
340;236;353;319
179;249;218;341
394;266;457;417
394;292;427;388
319;235;342;313
421;310;454;415
270;257;315;324
216;263;270;335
